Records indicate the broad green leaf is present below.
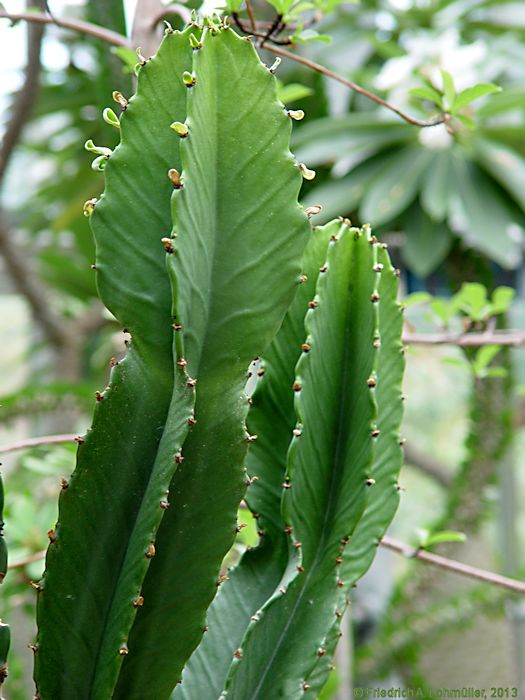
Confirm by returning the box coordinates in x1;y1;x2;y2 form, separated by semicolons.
225;0;244;11
404;291;433;307
455;113;477;130
452;83;501;113
447;153;523;268
111;46;139;74
402;203;453;277
483;367;508;379
291;29;333;43
410;86;443;107
420;150;452;222
225;225;402;698
477;85;525;118
289;1;316;14
276;80;314;104
35;29;194;700
360;146;432;226
454;282;490;321
430;298;454;325
173;224;334;700
267;0;296;13
115;27;310;699
302;155;390;223
294;114;414;168
423;531;467;548
39;249;97;300
474;137;525;210
441;356;470;369
473;345;502;374
491;286;515;315
87;0;132;96
440;69;456;110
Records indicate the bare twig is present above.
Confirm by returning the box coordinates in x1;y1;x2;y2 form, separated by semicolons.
0;433;78;455
232;14;292;45
403;329;525;348
8;550;47;570
244;0;257;33
2;441;521;594
0;219;69;349
403;444;453;488
0;7;45;182
151;5;192;30
0;10;129;47
0;2;71;350
1;10;446;128
261;13;283;46
230;15;445;124
132;0;165;58
261;45;446;128
380;535;525;594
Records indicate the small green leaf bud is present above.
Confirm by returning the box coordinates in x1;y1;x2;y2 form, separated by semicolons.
168;168;182;188
182;71;196;87
305;204;322;217
299;163;316;181
102;107;120;129
91;155;109;172
83;198;98;217
112;91;128;110
170;121;189;137
189;34;202;49
269;57;281;74
84;139;112;157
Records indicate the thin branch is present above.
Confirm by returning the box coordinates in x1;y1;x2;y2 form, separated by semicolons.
1;10;445;128
0;3;71;350
244;0;257;34
3;442;521;595
0;11;129;47
232;14;292;45
403;329;525;348
380;535;525;594
8;550;47;570
0;219;69;349
0;8;45;182
261;44;446;128
151;5;192;29
261;13;283;46
0;434;78;455
403;444;453;488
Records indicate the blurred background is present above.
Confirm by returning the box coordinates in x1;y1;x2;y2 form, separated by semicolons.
0;0;524;697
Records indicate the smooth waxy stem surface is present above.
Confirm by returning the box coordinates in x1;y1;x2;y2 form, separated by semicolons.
34;28;194;700
115;24;309;699
172;222;404;699
174;223;334;700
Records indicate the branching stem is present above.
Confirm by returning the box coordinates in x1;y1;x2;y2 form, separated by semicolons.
403;329;525;347
0;434;77;454
262;44;446;127
0;10;128;47
0;9;445;127
381;535;525;594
